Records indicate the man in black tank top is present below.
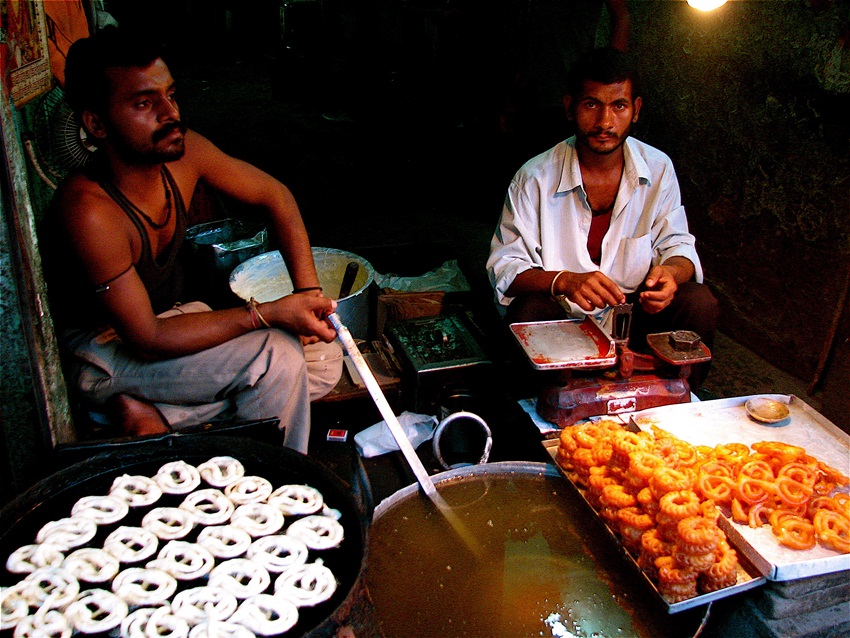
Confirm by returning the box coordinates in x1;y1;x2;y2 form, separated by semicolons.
41;27;342;452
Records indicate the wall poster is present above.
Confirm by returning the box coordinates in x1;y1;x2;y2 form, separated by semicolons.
1;0;52;107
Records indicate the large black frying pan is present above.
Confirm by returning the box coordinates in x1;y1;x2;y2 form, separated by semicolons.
0;434;370;638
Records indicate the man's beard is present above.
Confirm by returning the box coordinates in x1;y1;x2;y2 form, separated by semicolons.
110;121;187;165
577;121;633;156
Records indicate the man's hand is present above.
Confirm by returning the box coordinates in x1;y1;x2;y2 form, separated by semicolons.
265;295;338;343
559;270;627;312
639;265;679;314
639;257;695;314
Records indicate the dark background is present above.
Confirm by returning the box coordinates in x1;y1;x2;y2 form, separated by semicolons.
103;0;850;406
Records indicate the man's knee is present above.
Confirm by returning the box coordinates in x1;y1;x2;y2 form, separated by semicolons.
260;329;309;381
680;282;719;314
505;293;567;324
304;340;343;400
671;282;719;350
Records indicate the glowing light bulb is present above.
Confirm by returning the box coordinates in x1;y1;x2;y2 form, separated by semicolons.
687;0;727;10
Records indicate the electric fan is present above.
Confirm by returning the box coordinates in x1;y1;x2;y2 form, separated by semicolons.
24;86;96;189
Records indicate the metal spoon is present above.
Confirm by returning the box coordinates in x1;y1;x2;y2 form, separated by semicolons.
328;313;482;556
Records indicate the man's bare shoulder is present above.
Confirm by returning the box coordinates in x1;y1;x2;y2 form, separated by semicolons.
53;170;127;235
163;129;221;186
180;129;219;163
55;170;101;209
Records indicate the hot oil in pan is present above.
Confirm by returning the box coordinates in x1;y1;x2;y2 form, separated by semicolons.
367;474;703;638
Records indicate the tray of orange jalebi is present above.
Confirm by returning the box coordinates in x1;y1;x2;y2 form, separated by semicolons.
624;395;850;582
544;422;769;614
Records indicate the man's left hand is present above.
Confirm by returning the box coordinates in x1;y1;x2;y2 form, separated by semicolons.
639;265;678;314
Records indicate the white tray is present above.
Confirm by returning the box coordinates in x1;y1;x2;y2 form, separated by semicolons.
628;395;850;581
510;319;617;370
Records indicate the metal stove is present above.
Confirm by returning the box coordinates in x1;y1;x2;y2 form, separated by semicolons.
384;313;492;413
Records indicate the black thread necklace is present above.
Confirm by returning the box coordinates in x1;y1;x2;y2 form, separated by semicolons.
109;168;173;230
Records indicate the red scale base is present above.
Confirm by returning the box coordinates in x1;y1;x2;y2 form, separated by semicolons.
536;373;691;428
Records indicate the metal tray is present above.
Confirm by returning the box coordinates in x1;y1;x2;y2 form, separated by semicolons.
627;395;850;581
543;439;766;613
510;318;617;370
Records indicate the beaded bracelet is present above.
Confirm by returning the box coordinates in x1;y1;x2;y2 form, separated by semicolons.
292;286;322;294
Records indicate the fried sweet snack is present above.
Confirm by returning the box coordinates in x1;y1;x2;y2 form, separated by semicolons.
556;421;850;603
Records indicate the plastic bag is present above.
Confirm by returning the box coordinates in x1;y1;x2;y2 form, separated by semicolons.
353;411;438;458
374;259;470;293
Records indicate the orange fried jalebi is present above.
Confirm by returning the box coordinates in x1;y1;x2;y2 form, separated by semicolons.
699;474;734;504
554;420;849;605
769;510;816;550
735;476;776;505
776;475;813;507
813;509;850;553
659;490;701;520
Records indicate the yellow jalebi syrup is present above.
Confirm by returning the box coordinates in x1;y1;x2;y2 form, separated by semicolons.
556;421;850;603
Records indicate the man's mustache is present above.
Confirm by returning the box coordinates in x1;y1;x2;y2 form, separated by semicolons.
153;121;187;143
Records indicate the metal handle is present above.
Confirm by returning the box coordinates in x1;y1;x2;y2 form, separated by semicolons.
432;411;492;470
338;262;359;299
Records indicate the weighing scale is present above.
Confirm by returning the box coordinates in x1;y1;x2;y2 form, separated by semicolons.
511;304;711;427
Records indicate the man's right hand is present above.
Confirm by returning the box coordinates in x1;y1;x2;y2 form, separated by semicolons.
264;295;338;343
558;270;626;312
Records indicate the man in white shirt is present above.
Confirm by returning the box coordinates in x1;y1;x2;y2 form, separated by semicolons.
487;48;718;388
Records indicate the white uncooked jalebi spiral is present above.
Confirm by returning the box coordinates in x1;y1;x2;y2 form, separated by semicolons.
171;586;238;625
145;604;190;638
230;504;284;538
179;489;234;526
267;484;323;516
1;582;32;630
71;494;129;525
154;461;201;495
64;588;128;634
103;526;160;564
112;567;177;607
120;607;157;638
109;475;162;508
224;477;272;506
285;515;344;550
142;507;197;541
35;518;97;552
231;594;299;636
12;607;72;638
62;547;120;584
274;560;337;607
6;543;65;574
208;559;270;600
246;535;309;574
196;525;252;560
147;541;215;581
197;457;244;488
22;567;80;609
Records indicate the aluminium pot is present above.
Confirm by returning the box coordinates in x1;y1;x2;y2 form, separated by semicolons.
229;248;376;340
365;461;710;638
0;434;370;638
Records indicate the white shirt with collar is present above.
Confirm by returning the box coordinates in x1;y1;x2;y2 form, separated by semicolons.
487;135;703;321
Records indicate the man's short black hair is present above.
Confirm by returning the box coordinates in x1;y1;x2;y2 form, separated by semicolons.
64;26;164;118
566;47;642;101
